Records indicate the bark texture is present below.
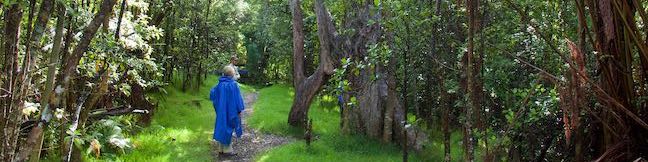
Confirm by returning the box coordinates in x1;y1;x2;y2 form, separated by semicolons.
1;4;24;162
287;0;335;127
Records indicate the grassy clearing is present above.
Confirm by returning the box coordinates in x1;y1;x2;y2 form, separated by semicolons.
247;85;424;162
79;77;467;162
83;75;252;161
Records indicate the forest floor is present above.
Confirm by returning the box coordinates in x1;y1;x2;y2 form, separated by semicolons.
90;77;441;161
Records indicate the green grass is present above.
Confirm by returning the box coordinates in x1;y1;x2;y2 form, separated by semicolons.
79;77;468;162
420;131;467;161
83;75;252;162
248;85;423;162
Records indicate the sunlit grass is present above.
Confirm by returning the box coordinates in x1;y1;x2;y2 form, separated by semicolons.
80;77;466;162
82;75;252;162
248;85;423;162
113;76;219;161
246;85;302;136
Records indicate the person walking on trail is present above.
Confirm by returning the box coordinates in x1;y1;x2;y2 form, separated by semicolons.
210;65;245;156
226;55;241;80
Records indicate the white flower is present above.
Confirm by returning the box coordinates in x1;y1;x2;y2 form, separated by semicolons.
128;0;149;11
109;136;131;149
22;102;40;116
55;108;64;119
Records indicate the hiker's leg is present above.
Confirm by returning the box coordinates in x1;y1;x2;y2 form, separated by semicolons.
215;140;233;153
222;143;233;153
212;140;223;153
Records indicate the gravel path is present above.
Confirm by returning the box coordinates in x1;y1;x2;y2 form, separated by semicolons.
213;92;294;162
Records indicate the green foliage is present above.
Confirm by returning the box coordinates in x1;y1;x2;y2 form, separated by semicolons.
82;118;135;156
240;0;295;83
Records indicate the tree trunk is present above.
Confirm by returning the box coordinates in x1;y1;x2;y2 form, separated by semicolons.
78;69;111;131
287;0;335;127
184;18;196;91
59;0;116;93
19;3;66;161
288;70;328;126
431;0;451;161
115;0;127;39
19;0;55;99
572;1;588;161
149;0;172;27
382;21;397;143
441;70;452;162
54;0;117;161
290;0;306;88
401;11;411;162
57;13;76;161
24;0;37;55
0;4;23;162
13;2;57;159
584;0;648;160
163;10;175;82
464;0;478;161
334;0;428;154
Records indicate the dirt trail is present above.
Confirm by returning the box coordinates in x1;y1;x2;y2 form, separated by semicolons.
213;92;294;162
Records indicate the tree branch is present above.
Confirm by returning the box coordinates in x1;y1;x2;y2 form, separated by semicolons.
291;0;306;86
89;106;149;119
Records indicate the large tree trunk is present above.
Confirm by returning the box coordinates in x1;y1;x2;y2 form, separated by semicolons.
584;0;648;160
290;0;306;88
287;0;335;127
572;1;588;161
0;4;23;162
337;1;428;154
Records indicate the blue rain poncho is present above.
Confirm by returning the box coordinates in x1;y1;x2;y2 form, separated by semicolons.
210;76;245;145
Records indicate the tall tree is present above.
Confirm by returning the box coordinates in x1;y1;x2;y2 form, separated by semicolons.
0;3;24;161
585;0;648;160
52;0;118;160
287;0;335;127
17;0;61;160
463;0;478;161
